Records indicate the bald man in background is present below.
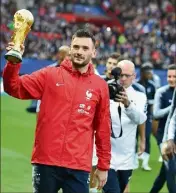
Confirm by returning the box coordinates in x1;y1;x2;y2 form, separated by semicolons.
54;45;70;66
102;60;147;193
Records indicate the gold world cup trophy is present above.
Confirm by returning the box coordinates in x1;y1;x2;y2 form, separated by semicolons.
5;9;34;63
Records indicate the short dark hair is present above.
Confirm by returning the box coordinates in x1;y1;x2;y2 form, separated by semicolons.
141;62;153;72
116;55;130;62
72;29;96;45
109;52;120;60
168;64;176;70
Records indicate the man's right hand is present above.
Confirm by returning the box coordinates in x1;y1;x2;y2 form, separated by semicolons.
92;169;108;190
6;42;25;55
161;140;176;161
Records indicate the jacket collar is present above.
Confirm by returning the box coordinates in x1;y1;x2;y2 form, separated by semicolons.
60;59;94;76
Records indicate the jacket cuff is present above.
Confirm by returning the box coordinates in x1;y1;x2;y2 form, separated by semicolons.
96;166;109;171
125;100;134;111
7;61;21;67
97;159;110;171
4;62;21;77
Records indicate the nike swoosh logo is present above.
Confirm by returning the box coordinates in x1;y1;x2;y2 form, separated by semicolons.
56;83;64;86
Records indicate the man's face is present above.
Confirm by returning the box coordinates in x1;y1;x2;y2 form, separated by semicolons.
106;58;118;74
118;65;135;88
143;71;153;80
167;69;176;88
70;37;95;68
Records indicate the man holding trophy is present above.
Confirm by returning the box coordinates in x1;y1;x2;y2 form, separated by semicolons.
5;9;34;63
3;9;111;193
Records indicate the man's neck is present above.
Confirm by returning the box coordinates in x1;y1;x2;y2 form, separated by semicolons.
72;64;89;74
125;85;131;90
106;72;112;79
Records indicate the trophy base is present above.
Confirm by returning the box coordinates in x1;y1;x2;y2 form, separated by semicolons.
5;49;22;63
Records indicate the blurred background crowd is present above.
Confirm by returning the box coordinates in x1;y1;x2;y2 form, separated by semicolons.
1;0;175;75
1;1;176;192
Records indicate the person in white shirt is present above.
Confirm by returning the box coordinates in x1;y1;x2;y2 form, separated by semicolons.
102;60;147;193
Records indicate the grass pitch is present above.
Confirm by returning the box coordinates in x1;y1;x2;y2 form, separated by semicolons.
1;96;168;192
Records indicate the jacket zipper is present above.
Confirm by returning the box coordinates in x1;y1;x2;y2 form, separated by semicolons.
60;74;81;165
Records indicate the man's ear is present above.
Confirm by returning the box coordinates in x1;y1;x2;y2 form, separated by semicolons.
133;73;136;80
92;49;97;58
68;49;71;56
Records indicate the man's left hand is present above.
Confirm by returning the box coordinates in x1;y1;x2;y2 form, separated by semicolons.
162;139;176;161
115;91;130;108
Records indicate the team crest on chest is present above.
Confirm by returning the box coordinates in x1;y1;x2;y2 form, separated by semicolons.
86;89;93;100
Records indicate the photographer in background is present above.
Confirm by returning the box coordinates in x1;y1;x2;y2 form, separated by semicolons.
102;60;147;193
90;57;146;193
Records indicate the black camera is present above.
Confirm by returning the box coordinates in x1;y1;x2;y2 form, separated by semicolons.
108;67;124;100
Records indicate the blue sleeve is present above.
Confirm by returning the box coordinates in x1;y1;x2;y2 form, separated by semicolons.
153;88;171;119
147;83;156;105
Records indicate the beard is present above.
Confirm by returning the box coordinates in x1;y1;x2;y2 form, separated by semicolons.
71;54;91;69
